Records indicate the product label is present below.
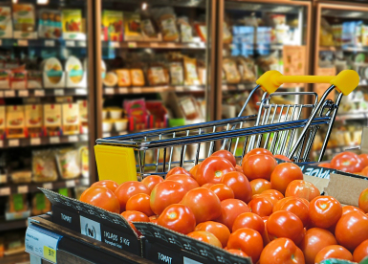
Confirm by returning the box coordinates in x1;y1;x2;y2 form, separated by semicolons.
13;194;24;211
101;225;132;250
80;215;102;241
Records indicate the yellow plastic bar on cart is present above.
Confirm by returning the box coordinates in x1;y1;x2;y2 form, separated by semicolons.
95;145;138;184
256;70;359;95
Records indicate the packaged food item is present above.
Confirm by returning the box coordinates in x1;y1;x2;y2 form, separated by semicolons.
0;6;13;38
169;62;184;85
0;106;5;139
25;104;42;138
102;120;113;132
177;17;192;42
32;149;58;182
12;4;36;38
79;146;89;178
8;194;28;213
116;69;131;87
197;67;206;85
31;193;51;215
178;96;199;120
5;105;25;138
11;171;32;184
38;9;62;38
183;57;200;85
27;71;42;88
101;60;106;79
141;18;159;40
223;58;241;84
237;57;256;82
147;65;169;86
103;72;118;87
62;9;82;39
223;22;232;44
130;69;145;86
58;188;71;197
62;103;80;135
102;10;123;41
152;7;179;42
43;104;61;136
109;107;123;119
65;56;83;84
43;57;63;85
124;98;147;130
10;69;27;89
56;148;81;179
78;100;88;132
124;12;142;41
114;119;128;132
0;69;11;89
194;23;207;42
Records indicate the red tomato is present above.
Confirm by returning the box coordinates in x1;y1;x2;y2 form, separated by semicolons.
187;231;222;248
227;228;263;264
202;183;214;189
261;189;284;200
315;245;353;263
195;221;230;248
354;239;368;263
250;179;272;195
226;249;248;257
360;154;368;168
262;216;271;246
335;211;368;251
211;150;236;167
114;181;150;211
189;164;200;177
221;171;252;203
149;215;158;224
243;148;272;160
361;166;368;176
274;154;291;162
209;184;234;201
256;193;279;207
273;196;309;227
266;211;304;245
92;180;119;192
166;167;193;178
270;163;303;194
150;181;186;215
121;210;149;235
195;157;235;186
216;199;250;229
126;193;154;216
232;212;264;234
141;175;164;193
165;174;199;192
318;163;331;168
235;165;244;173
359;188;368;213
285;180;320;201
300;228;337;264
331;152;363;173
309;196;342;229
242;154;277;181
157;204;196;234
342;205;365;216
248;197;274;217
259;238;304;264
80;186;120;213
180;187;221;223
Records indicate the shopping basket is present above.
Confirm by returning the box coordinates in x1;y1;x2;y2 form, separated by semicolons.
95;70;359;183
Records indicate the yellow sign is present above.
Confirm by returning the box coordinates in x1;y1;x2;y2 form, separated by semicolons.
43;246;56;263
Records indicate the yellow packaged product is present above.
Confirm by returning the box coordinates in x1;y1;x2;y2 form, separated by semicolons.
124;12;142;41
223;58;241;84
116;69;131;87
56;148;81;179
62;103;80;135
25;104;42;138
130;69;145;86
80;146;89;178
78;100;88;132
43;104;62;136
32;149;57;182
0;106;4;138
169;62;184;85
31;193;51;215
183;57;200;85
5;105;25;138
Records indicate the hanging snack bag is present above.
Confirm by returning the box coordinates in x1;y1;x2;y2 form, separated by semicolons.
152;7;179;42
31;193;51;215
130;69;145;86
38;9;62;39
147;65;169;86
177;17;193;42
124;12;142;41
223;58;241;84
183;56;200;85
32;149;57;182
43;104;61;136
62;103;80;135
56;148;81;179
6;105;25;138
116;69;131;87
25;104;43;138
169;61;184;85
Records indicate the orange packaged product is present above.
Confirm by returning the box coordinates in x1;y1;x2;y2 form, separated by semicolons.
223;58;241;84
130;69;145;86
183;57;200;86
147;65;169;86
116;69;131;87
178;96;200;120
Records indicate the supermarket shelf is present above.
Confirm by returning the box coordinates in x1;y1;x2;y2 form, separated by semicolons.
104;85;206;95
0;134;89;149
320;45;368;52
0;218;28;232
225;43;284;50
0;88;87;98
0;38;86;48
0;178;88;197
1;252;29;264
222;82;257;91
336;112;368;121
102;41;206;49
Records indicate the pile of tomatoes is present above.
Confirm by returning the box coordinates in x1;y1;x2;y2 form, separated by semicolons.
319;151;368;176
80;148;368;264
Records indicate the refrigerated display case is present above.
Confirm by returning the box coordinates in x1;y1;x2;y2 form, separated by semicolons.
313;1;368;160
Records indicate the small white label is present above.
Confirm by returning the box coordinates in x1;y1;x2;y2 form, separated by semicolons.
80;134;88;142
45;40;55;47
167;43;175;48
68;135;78;142
79;41;87;47
18;39;28;46
43;183;53;189
18;185;28;194
30;138;41;145
118;87;128;94
150;43;159;48
128;42;137;48
8;139;19;147
30;254;42;264
0;140;3;147
18;90;29;97
66;40;75;47
49;137;60;144
105;88;114;94
54;89;64;96
66;180;75;188
0;187;10;196
35;90;45;97
102;132;110;138
133;87;142;93
80;215;102;241
119;131;128;135
183;257;202;264
4;90;15;97
238;84;245;89
176;86;184;92
222;85;228;90
110;42;119;48
0;175;7;184
76;88;87;95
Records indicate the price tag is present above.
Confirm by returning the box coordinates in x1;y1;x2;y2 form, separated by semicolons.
18;39;28;46
35;90;45;97
30;254;42;264
68;135;78;142
66;180;75;188
8;139;19;147
18;90;29;97
80;134;88;141
0;91;3;97
49;137;60;144
133;87;142;93
76;88;87;95
45;40;55;47
176;86;184;92
150;43;159;48
105;88;114;94
0;140;3;148
0;187;10;196
110;42;119;48
119;131;128;135
166;43;175;48
0;175;7;184
43;183;53;189
54;89;64;96
238;84;245;89
30;138;41;145
4;90;15;97
128;42;137;48
66;40;75;47
78;41;86;47
81;178;90;186
18;185;28;194
102;132;111;138
222;85;228;90
118;87;128;94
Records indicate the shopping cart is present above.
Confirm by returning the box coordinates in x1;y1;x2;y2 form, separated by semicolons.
95;70;359;182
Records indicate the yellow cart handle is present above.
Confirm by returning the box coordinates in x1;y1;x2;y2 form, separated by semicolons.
256;70;359;96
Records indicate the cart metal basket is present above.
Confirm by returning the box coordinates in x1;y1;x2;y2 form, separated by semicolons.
95;70;359;182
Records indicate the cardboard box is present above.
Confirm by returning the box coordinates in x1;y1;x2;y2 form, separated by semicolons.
62;103;79;135
25;104;43;138
43;104;61;136
5;105;25;138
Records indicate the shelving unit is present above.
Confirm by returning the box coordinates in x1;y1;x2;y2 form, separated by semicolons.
102;41;206;50
2;252;29;264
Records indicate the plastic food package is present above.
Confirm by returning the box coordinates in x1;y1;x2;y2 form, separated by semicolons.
152;7;179;42
56;148;81;179
13;4;36;37
169;62;184;85
0;69;11;89
5;105;25;138
116;69;131;87
79;146;89;178
223;58;241;84
11;171;32;184
183;57;200;85
141;18;159;40
237;57;256;82
43;104;61;136
194;23;207;42
10;69;27;89
178;96;199;120
65;56;83;84
42;57;63;85
62;103;80;135
32;149;58;182
0;6;13;38
62;9;82;33
130;69;145;86
27;71;42;89
25;104;43;138
102;10;123;41
124;12;142;41
147;65;169;86
103;72;118;87
8;194;28;213
223;22;232;44
0;106;5;139
177;17;192;42
38;9;62;38
31;193;51;215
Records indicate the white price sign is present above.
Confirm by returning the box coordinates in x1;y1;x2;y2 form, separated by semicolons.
128;42;137;48
18;90;29;97
49;137;60;144
43;183;53;189
8;139;19;147
30;138;41;145
0;187;10;196
76;89;87;95
65;40;75;47
68;135;78;142
54;89;64;96
35;90;45;97
18;185;28;194
0;140;3;148
118;88;128;94
66;180;75;188
166;43;175;48
110;42;119;48
18;39;28;46
105;88;114;95
238;84;245;89
4;90;15;97
133;87;142;93
150;43;159;48
45;40;55;47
